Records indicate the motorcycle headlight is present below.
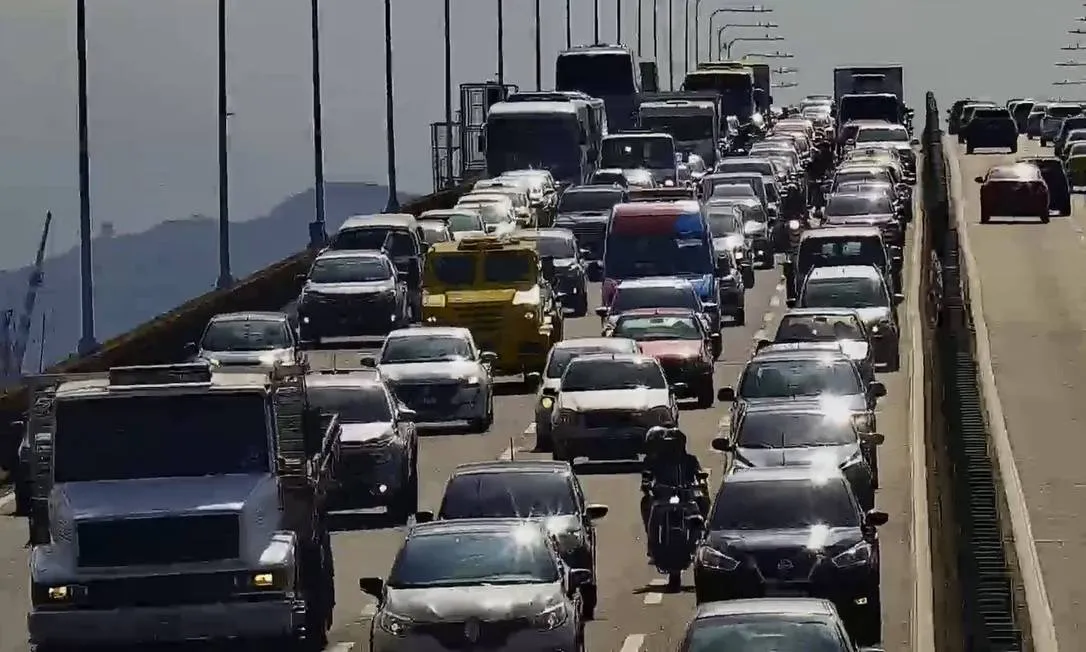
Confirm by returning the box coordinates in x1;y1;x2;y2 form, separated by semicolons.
788;219;801;230
375;609;413;636
540;395;554;409
524;311;535;320
530;602;569;630
831;541;874;568
647;406;673;425
695;546;740;571
664;179;676;187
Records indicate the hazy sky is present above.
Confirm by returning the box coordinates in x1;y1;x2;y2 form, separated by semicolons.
0;0;1080;269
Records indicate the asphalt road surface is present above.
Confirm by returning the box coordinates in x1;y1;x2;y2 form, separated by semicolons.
950;136;1086;648
0;222;924;652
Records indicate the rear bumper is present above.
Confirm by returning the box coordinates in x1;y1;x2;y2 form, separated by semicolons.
29;599;301;645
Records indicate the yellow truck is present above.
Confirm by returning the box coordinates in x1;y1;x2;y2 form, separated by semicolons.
421;235;564;381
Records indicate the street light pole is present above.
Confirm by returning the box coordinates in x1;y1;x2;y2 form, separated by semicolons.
566;0;572;48
382;0;399;212
668;0;674;89
684;0;691;74
534;0;542;89
721;34;782;59
653;0;659;62
497;0;505;87
76;0;97;354
637;0;643;54
707;5;772;60
443;0;454;187
217;0;234;284
616;0;622;42
714;22;777;60
594;0;600;42
308;0;327;248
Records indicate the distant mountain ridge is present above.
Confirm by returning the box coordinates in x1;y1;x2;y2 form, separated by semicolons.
0;182;409;369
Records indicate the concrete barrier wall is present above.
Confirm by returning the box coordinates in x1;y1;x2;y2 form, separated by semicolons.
0;181;474;471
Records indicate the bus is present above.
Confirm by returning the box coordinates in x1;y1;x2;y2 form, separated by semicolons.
556;44;641;131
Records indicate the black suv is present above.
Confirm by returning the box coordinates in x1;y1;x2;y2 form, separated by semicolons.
1018;156;1073;216
960;106;1018;154
418;460;609;619
693;466;888;643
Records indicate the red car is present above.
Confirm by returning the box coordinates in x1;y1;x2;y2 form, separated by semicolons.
602;307;716;407
975;163;1050;224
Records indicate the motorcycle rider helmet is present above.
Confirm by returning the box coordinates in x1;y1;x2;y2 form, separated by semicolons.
659;427;688;454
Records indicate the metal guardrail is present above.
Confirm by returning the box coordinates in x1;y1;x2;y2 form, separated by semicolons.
921;91;1024;651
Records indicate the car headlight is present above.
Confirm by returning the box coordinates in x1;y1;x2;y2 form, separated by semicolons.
831;541;874;568
839;450;865;470
530;602;569;630
852;412;874;433
524;311;535;320
464;376;481;386
664;179;676;187
788;219;801;230
375;609;413;636
733;250;744;259
556;408;578;425
695;546;740;571
649;406;674;425
540;395;554;409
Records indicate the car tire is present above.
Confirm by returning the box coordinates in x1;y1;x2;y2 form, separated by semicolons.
763;255;775;270
1041;138;1049;147
1041;212;1051;224
853;590;883;646
14;482;30;516
1010;144;1018;153
469;395;494;433
696;382;715;409
581;583;598;620
980;212;990;224
734;308;746;326
390;458;419;525
1060;203;1073;216
535;427;553;452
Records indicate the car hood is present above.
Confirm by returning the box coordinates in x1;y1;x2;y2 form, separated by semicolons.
713;235;746;253
57;473;271;521
823;214;897;227
304;280;395;295
560;388;670;411
637;339;703;358
736;443;859;468
854;306;892;326
556;211;611;223
385;583;564;622
739;394;867;412
340;422;395;444
199;347;293;366
380;360;481;382
705;524;862;557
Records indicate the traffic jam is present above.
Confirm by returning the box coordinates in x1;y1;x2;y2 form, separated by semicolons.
15;51;913;652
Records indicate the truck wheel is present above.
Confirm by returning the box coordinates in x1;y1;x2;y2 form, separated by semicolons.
390;459;419;524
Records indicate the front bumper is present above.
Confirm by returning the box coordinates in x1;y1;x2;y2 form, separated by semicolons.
299;297;399;336
371;615;579;652
391;383;488;423
552;421;654;460
694;557;878;616
336;445;408;506
29;599;302;645
658;362;713;397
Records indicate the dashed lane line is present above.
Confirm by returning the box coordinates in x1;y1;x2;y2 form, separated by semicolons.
326;643;356;652
360;603;376;618
620;633;646;652
643;578;666;605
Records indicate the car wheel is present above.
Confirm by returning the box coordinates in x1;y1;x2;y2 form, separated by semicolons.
581;583;597;620
535;426;553;452
14;482;30;516
980;211;990;224
734;308;746;326
1060;203;1073;216
390;459;418;524
573;291;588;318
1041;212;1051;224
696;382;715;409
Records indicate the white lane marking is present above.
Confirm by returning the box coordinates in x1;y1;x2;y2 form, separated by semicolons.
524;423;536;434
751;329;766;343
946;137;1059;652
907;157;935;652
620;633;646;652
761;311;775;325
326;643;356;652
0;489;14;509
359;603;377;618
497;446;514;461
769;294;781;308
643;578;667;604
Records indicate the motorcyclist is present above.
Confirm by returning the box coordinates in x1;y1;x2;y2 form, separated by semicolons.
640;426;710;535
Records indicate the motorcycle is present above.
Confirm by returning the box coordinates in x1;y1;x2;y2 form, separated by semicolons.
644;479;706;591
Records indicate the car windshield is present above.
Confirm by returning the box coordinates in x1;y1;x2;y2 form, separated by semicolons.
738;411;856;448
332;227;416;257
200;319;291;352
484;251;536;282
427;254;476;285
1048;105;1082;118
613;315;703;341
802;277;888;309
309;256;392;283
775;314;864;341
799;239;886;269
561;358;667;391
738;358;863;397
53;393;269;482
604;234;713;277
381;335;472;363
856;127;908;142
639;115;715;141
715;161;772;176
707;209;743;236
708;184;756;199
525;235;577;258
558;190;621;213
388;531;559;588
308;385;392;424
682;617;845;652
612;286;698;312
458;201;509;224
972;108;1009;120
432;212;483;232
709;478;859;530
546;346;629;378
825;194;893;217
602;137;675;169
835;170;888;186
439;473;577;518
420;224;450;244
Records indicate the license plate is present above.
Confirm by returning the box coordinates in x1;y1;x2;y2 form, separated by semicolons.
764;586;808;597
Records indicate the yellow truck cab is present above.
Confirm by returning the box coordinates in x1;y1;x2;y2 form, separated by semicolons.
422;235;564;381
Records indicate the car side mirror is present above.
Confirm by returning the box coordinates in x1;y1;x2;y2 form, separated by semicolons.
526;372;543;389
869;381;887;398
358;577;385;599
594;306;609;317
785;298;796;308
480;351;498;364
710;436;734;452
585;504;609;521
893;293;905;305
399;408;418;422
295;273;308;283
414;510;434;523
974;176;984;183
717;387;736;402
568;568;592;589
863;432;886;446
360;356;377;368
755;338;772;351
183;342;199;358
864;510;889;527
910;138;920;146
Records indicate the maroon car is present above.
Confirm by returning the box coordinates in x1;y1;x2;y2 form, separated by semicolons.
975;163;1050;224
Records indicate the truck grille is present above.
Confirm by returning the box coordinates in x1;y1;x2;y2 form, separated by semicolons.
80;572;242;609
414;619;529;649
446;305;507;340
393;381;463;408
77;515;240;567
582;409;641;429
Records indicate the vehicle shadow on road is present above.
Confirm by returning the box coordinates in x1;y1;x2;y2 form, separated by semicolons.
572;460;643;475
327;510;400;533
633;581;696;596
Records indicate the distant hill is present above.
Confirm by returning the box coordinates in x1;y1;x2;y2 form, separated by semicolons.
0;182;410;368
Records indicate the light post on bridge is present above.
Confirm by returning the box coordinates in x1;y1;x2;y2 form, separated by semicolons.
1060;43;1086;50
383;0;399;212
741;50;793;59
308;0;327;249
75;0;97;354
594;0;600;42
616;0;622;43
771;80;797;88
720;34;782;60
1053;79;1086;86
443;0;454;187
497;0;505;87
772;65;797;74
535;0;542;90
566;0;572;48
1055;60;1086;67
713;22;777;60
217;0;235;284
705;5;773;63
